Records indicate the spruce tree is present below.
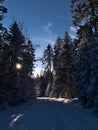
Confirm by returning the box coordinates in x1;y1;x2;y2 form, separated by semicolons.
71;0;98;45
42;44;53;72
42;44;53;96
53;37;62;72
71;0;98;33
0;0;7;78
71;0;98;112
6;21;35;105
8;21;35;78
53;33;76;98
52;37;63;97
0;0;8;103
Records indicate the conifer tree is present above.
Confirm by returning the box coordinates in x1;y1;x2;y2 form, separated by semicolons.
8;21;35;78
42;44;53;96
52;37;63;97
5;21;36;105
0;0;7;76
71;0;98;33
53;33;76;98
71;0;98;112
53;37;62;72
0;0;8;103
42;44;53;72
71;0;98;45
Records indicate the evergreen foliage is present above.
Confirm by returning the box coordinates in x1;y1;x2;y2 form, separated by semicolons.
0;20;36;106
71;0;98;112
34;71;50;97
42;44;53;96
42;44;53;72
71;0;98;33
7;21;35;105
74;40;98;111
71;0;98;44
52;33;76;98
0;0;8;104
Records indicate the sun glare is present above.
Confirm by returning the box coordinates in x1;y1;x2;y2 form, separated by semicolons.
16;63;22;69
33;68;41;77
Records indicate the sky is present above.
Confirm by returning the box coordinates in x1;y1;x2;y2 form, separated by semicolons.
3;0;76;76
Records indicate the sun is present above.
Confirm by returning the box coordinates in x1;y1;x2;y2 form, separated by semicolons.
16;63;22;69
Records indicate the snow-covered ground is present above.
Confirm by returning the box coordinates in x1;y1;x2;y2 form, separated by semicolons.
0;97;98;130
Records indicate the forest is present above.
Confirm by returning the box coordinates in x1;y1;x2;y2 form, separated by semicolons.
0;0;98;114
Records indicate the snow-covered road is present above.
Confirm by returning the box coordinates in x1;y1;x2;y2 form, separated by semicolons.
0;98;98;130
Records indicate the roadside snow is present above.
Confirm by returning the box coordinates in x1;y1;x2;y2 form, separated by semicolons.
38;97;78;103
0;97;98;130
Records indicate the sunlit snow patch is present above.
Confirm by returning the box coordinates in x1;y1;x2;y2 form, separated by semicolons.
37;97;78;104
9;114;23;127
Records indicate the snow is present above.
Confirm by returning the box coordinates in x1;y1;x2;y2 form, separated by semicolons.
0;97;98;130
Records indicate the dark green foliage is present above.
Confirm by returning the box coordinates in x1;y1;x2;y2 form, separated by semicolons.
74;40;98;111
0;0;9;104
6;21;35;105
53;37;62;72
0;0;7;75
42;44;53;96
8;76;36;106
0;21;36;106
0;0;7;28
71;0;98;33
71;0;98;46
52;33;76;98
77;24;93;45
52;37;63;98
34;71;49;97
8;21;35;78
0;1;36;107
71;0;98;112
42;44;53;71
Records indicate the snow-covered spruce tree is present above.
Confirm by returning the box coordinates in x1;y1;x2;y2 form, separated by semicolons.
6;21;35;106
42;44;53;97
71;0;98;33
52;33;76;98
77;24;93;45
71;0;98;111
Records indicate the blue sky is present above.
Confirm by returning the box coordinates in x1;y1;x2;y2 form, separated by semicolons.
3;0;76;75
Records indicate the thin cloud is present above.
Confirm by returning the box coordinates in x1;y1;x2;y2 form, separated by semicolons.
33;22;56;46
43;22;53;33
32;22;57;62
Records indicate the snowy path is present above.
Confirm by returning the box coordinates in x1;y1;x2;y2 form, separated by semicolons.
0;98;98;130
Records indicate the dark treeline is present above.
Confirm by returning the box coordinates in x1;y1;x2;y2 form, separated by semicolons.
0;0;35;107
34;0;98;112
